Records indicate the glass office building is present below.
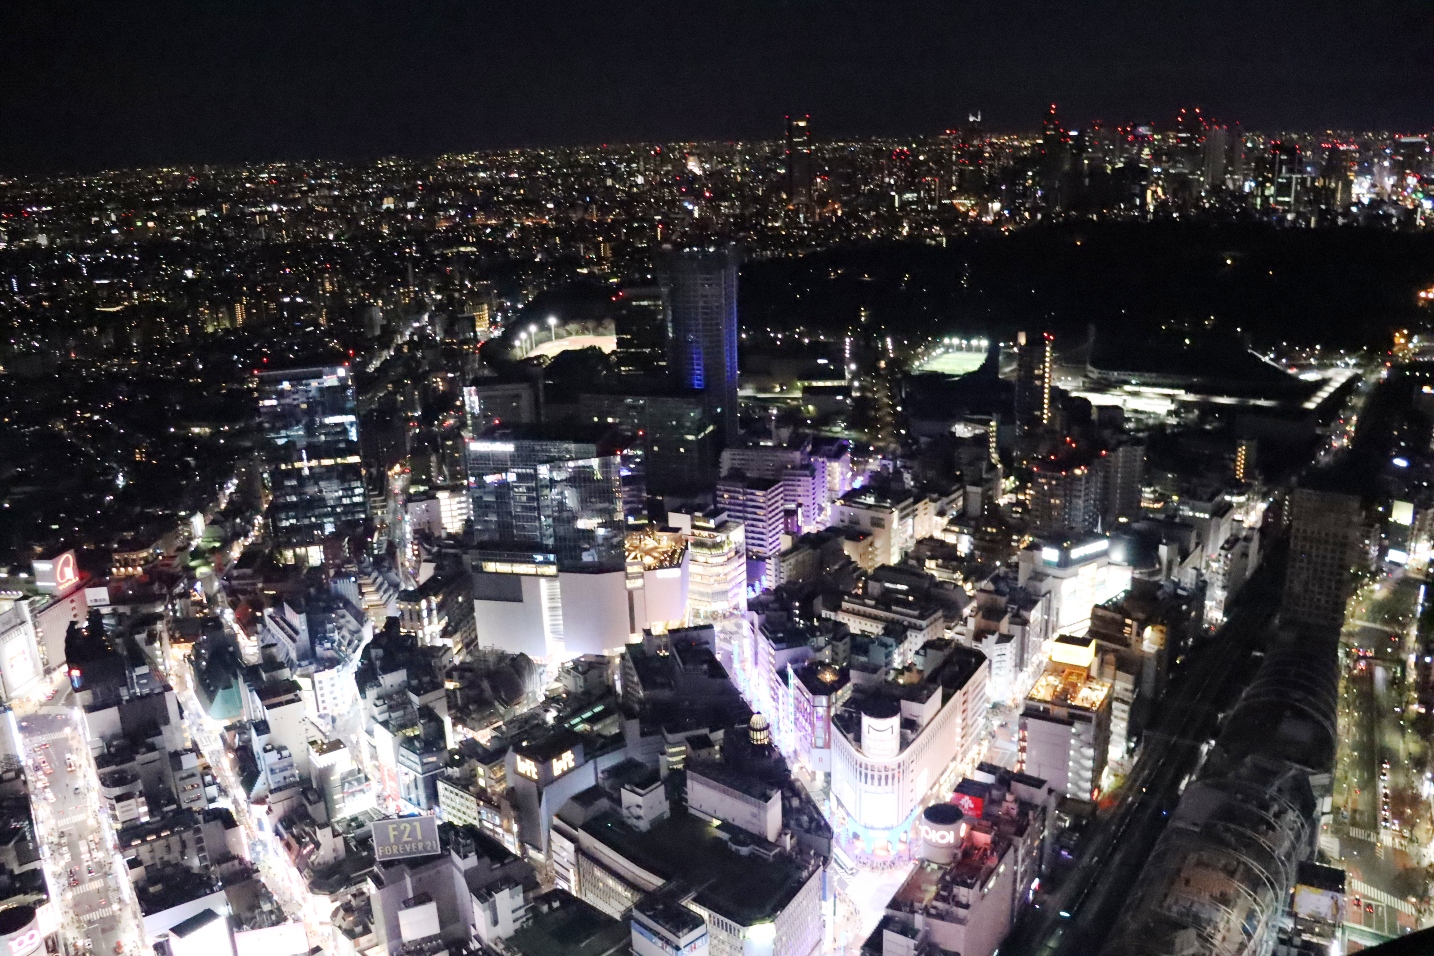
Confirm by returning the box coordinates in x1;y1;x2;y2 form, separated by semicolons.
258;366;369;563
466;438;625;571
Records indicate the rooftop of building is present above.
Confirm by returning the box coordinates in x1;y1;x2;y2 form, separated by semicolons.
644;513;714;561
255;678;304;707
835;644;987;752
1026;664;1111;713
472;421;631;458
512;728;585;764
506;890;631;956
839;485;916;509
716;473;783;492
169;908;229;944
688;762;779;804
635;887;706;938
578;808;816;925
135;864;223;916
792;660;849;697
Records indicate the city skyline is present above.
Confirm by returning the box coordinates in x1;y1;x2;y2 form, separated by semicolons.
3;14;1434;956
2;0;1432;173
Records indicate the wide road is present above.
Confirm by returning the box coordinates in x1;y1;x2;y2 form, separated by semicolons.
1001;551;1284;956
18;706;143;956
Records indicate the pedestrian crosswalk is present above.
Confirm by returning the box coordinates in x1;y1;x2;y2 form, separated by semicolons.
26;730;68;744
1350;877;1418;916
55;813;88;828
75;878;104;894
81;906;114;923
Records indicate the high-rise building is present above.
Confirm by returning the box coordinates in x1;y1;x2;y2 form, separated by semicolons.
257;366;368;565
784;114;814;205
465;436;626;571
716;475;785;591
1040;104;1071;204
831;644;989;830
1030;457;1102;534
1270;143;1309;214
582;391;716;495
660;245;741;445
1014;331;1053;433
1202;125;1231;191
1234;438;1257;483
612;287;669;376
1100;440;1145;523
1282;487;1362;635
721;441;831;532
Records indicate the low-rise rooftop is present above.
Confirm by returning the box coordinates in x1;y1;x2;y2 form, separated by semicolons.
579;809;816;925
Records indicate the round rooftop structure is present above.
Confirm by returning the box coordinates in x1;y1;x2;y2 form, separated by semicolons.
923;803;963;827
0;906;36;936
918;803;966;864
749;713;771;747
858;695;902;720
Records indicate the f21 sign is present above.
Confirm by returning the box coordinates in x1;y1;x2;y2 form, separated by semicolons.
372;815;441;861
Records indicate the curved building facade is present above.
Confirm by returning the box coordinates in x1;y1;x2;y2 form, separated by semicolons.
831;645;987;832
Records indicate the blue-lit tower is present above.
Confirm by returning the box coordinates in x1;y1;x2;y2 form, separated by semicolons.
660;243;741;445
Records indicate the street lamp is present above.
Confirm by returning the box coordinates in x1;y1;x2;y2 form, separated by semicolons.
547;315;558;342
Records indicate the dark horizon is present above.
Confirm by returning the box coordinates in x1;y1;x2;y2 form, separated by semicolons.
5;0;1433;176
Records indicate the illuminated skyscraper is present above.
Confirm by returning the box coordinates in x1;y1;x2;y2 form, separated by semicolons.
258;366;368;565
660;244;741;445
1040;104;1071;204
1270;143;1308;214
1030;457;1102;534
784;114;814;205
1015;330;1053;433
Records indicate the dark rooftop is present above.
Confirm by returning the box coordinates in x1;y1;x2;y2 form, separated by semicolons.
579;809;816;925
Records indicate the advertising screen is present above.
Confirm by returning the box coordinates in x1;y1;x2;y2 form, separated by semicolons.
372;814;441;861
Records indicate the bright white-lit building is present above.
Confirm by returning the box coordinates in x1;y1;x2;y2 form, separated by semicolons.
686;765;782;843
0;604;44;705
833;490;914;568
1016;535;1130;638
1206;528;1261;625
721;445;830;532
469;555;634;661
831;644;989;832
626;529;690;635
790;661;852;777
716;476;785;591
406;488;473;537
669;509;747;622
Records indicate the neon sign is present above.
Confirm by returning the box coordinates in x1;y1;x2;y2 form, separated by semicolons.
33;550;79;594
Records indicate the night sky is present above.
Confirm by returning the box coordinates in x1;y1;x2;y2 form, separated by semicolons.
5;0;1433;173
